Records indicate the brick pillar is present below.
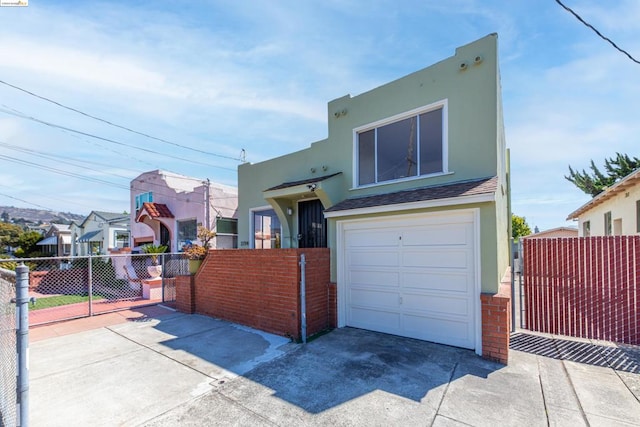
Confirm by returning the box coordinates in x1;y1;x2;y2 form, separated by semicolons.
328;282;337;328
480;271;511;364
175;275;195;314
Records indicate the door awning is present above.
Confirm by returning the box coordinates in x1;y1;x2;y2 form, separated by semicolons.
78;230;103;242
136;202;174;223
36;236;57;245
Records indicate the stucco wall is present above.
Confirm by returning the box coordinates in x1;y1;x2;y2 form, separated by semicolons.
238;34;507;293
576;183;640;236
130;170;238;251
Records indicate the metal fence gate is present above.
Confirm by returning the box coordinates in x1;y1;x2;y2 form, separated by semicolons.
0;252;187;327
520;236;640;345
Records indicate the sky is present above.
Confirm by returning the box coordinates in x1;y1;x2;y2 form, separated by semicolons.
0;0;638;232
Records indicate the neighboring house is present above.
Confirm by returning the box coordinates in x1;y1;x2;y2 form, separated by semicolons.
36;223;71;256
70;211;130;256
130;170;238;252
238;34;510;355
567;168;640;237
522;227;578;239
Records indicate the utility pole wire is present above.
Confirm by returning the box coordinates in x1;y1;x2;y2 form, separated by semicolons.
0;107;236;171
555;0;640;65
0;78;243;161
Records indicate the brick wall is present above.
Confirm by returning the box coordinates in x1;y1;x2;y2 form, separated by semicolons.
175;275;195;314
480;271;511;364
182;248;331;341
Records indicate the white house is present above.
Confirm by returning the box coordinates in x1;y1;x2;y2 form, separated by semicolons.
71;211;130;256
567;169;640;236
130;170;238;252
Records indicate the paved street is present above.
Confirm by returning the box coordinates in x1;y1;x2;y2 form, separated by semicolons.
30;307;640;426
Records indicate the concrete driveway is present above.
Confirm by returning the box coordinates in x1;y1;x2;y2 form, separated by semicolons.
31;308;640;426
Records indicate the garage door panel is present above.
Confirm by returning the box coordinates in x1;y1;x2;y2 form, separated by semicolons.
349;307;401;335
402;271;470;293
350;288;400;310
402;314;473;349
403;249;469;269
347;230;399;248
402;224;470;247
343;211;477;351
350;250;399;267
350;270;400;287
402;293;469;317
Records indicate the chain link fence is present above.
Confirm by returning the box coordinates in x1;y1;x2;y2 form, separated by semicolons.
0;265;17;427
0;253;188;327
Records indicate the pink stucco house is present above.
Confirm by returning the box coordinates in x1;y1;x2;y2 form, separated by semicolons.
130;170;238;251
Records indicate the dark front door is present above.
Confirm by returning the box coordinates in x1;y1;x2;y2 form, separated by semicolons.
160;223;171;249
298;199;327;248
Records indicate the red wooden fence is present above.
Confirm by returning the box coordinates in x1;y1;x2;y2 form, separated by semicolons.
522;236;640;345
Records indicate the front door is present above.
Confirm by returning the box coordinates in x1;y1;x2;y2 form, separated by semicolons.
298;199;326;248
160;223;171;250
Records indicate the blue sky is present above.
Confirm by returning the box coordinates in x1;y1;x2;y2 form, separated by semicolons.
0;1;638;231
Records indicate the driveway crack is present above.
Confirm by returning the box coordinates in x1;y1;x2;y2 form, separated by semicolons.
429;361;457;427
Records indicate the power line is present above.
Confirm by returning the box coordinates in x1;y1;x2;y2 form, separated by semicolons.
0;154;130;189
0;106;237;171
555;0;640;65
0;191;55;211
0;184;104;212
0;78;244;161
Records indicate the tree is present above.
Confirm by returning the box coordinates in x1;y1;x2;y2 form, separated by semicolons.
0;222;24;253
1;211;9;222
512;214;531;241
15;231;43;257
566;153;640;197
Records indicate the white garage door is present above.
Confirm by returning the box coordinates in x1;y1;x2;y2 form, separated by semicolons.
341;211;477;349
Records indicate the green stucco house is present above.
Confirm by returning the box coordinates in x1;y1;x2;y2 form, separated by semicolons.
238;34;511;358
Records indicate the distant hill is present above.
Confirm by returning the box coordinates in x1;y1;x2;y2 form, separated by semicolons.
0;205;85;226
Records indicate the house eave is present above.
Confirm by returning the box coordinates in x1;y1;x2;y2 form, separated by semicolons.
324;193;495;219
566;169;640;220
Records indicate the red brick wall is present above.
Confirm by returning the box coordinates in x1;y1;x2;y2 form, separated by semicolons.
175;275;195;314
481;272;511;364
328;283;337;328
185;248;331;341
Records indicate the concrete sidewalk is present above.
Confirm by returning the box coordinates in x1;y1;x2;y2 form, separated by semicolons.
30;308;640;426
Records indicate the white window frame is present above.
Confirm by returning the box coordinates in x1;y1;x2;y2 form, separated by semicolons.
250;206;282;249
135;192;153;211
352;99;448;188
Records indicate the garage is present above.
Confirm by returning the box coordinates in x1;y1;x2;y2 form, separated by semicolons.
338;210;479;350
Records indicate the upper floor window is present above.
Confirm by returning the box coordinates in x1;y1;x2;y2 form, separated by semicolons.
583;220;590;237
604;211;612;236
356;102;445;186
135;192;153;211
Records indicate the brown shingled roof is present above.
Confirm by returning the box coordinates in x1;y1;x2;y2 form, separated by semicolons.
324;176;498;213
139;202;174;219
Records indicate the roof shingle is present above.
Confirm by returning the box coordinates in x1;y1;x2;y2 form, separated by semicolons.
324;176;498;213
139;202;174;219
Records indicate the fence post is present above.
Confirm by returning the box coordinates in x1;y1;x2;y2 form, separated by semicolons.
299;253;307;344
88;255;93;317
161;253;165;303
510;238;516;333
16;263;29;427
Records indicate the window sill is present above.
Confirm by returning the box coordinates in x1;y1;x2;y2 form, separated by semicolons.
350;171;454;191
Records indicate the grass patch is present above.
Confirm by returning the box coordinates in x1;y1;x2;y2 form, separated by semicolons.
31;294;105;310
